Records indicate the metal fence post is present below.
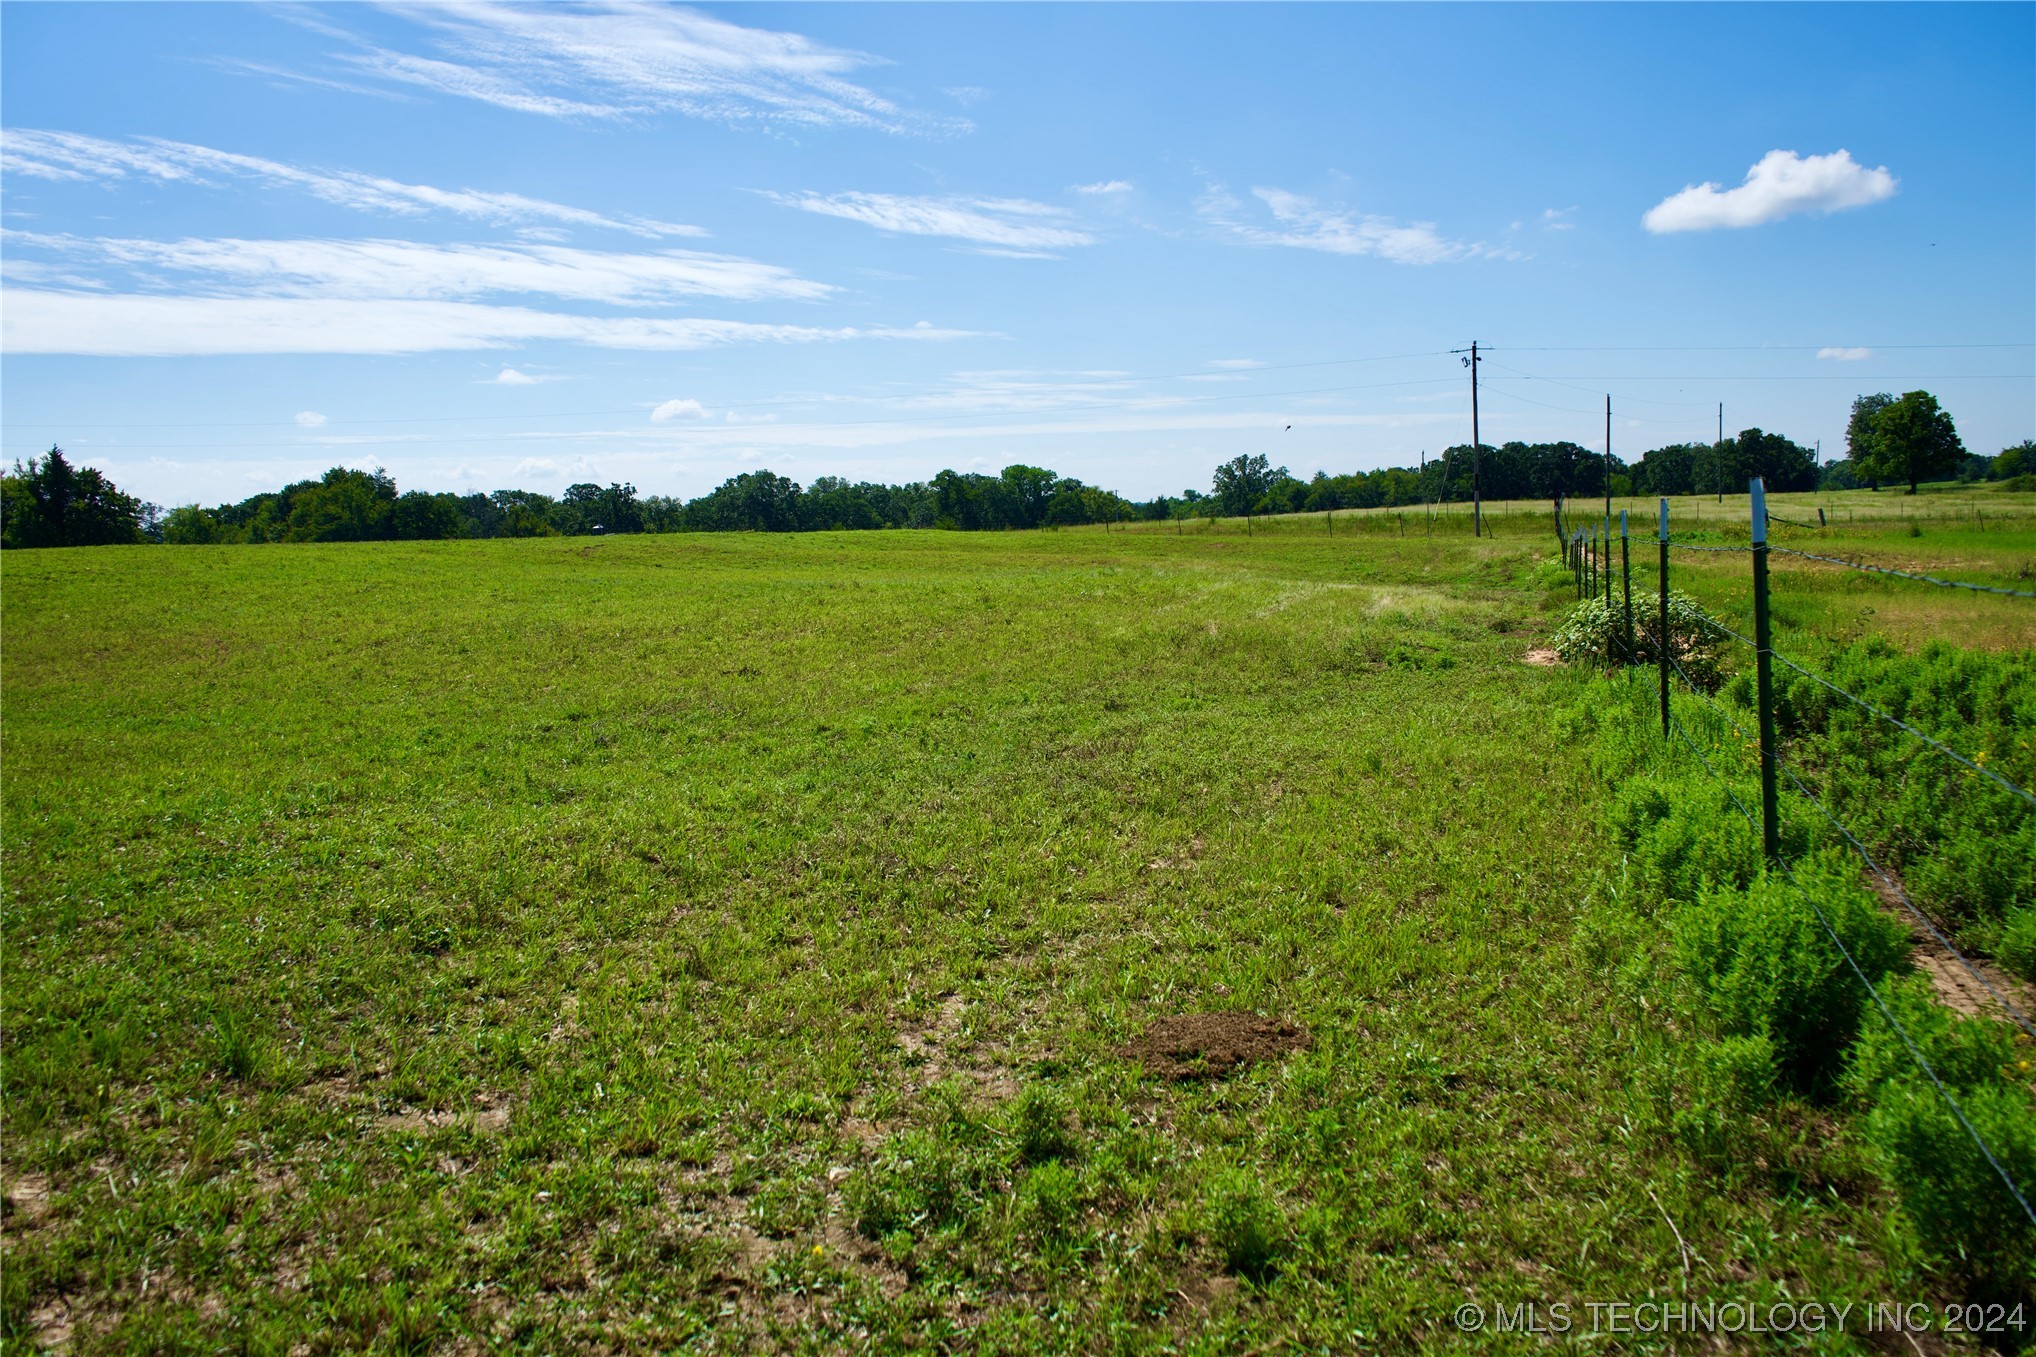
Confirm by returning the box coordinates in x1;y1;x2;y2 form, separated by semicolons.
1657;499;1670;738
1750;478;1780;861
1620;510;1634;663
1603;518;1613;610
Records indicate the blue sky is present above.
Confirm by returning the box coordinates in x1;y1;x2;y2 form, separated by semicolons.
3;2;2031;507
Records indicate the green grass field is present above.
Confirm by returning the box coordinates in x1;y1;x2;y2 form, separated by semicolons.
4;496;2032;1352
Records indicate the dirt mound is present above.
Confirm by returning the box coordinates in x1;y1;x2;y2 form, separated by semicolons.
1122;1013;1308;1080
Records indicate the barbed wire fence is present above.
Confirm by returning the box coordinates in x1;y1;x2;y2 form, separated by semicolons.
1560;480;2036;1229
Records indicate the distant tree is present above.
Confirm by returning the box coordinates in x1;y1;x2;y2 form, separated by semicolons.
563;482;643;534
1;446;151;548
1819;459;1863;491
1732;428;1819;493
1859;391;1964;494
1992;441;2030;481
286;467;398;541
1213;453;1282;517
1634;443;1701;496
998;465;1058;529
389;491;462;540
162;505;228;544
1845;392;1895;490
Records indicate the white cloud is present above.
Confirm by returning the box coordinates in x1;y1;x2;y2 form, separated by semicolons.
0;289;986;355
1200;185;1500;264
295;410;328;427
1542;206;1576;231
762;191;1093;252
0;130;701;238
1072;180;1133;196
1817;346;1873;361
325;1;963;134
1207;358;1264;369
1643;150;1897;233
651;397;708;421
6;232;831;305
489;366;542;384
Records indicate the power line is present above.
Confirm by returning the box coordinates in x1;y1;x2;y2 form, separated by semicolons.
2;348;1454;431
8;373;1471;453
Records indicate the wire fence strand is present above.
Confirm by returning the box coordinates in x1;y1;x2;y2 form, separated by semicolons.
1770;653;2036;810
1665;707;2036;1229
1769;545;2036;599
1774;753;2036;1042
1659;656;2036;1036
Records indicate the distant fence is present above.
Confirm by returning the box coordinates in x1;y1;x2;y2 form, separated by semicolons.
1560;479;2036;1229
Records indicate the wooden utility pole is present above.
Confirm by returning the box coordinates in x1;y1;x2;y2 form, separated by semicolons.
1716;402;1724;503
1470;342;1483;537
1604;394;1613;526
1451;343;1484;536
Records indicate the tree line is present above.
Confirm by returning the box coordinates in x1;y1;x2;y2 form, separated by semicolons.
5;388;2028;548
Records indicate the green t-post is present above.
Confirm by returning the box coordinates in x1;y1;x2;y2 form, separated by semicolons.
1750;478;1780;861
1620;510;1634;664
1657;499;1670;738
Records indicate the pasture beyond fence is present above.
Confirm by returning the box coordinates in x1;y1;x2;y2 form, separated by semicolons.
1560;479;2036;1230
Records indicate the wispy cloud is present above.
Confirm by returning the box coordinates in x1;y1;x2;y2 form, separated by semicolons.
487;366;545;384
1816;346;1873;361
761;191;1093;252
1643;150;1897;233
0;290;988;355
0;129;701;238
651;397;708;421
311;1;964;135
295;410;328;427
1207;358;1263;369
1199;185;1501;264
5;232;831;305
1072;180;1133;196
1542;206;1576;231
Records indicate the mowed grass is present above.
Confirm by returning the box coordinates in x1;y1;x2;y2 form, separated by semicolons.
0;522;2012;1352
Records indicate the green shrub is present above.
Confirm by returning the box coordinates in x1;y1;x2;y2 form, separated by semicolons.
1011;1085;1077;1164
1019;1159;1085;1238
1552;591;1727;688
848;1131;969;1240
1670;1034;1777;1170
1773;641;2034;943
1846;978;2036;1302
1614;773;1818;905
2000;906;2036;985
1671;861;1910;1093
1204;1166;1287;1283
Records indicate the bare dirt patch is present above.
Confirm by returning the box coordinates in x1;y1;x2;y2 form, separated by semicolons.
3;1170;53;1229
1523;648;1560;667
1122;1013;1309;1081
1863;869;2036;1024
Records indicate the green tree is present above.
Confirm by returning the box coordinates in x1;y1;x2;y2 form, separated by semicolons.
1860;391;1965;494
1732;428;1819;493
1845;393;1895;490
162;505;228;544
1992;441;2030;481
1;446;152;548
999;465;1058;529
1212;453;1282;517
286;468;398;541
